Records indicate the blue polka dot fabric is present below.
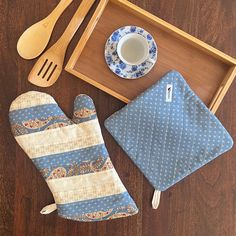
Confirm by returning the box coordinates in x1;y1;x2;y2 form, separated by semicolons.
105;70;234;191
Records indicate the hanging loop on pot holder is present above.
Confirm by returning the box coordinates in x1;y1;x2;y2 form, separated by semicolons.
152;190;161;209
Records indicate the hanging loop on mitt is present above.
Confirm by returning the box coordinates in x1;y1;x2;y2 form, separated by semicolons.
40;203;57;215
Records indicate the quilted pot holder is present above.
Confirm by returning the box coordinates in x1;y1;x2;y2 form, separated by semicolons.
9;91;138;222
105;70;233;207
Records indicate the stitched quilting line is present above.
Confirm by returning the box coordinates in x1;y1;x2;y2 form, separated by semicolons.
134;97;143;154
185;97;197;174
158;84;172;187
146;88;159;177
172;81;186;182
134;97;144;162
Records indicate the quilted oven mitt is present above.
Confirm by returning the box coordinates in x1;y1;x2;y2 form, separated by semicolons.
105;70;234;208
9;91;138;221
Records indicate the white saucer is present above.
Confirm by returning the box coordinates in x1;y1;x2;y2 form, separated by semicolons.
104;26;158;79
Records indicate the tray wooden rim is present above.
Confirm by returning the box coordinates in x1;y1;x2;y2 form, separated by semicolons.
66;0;236;113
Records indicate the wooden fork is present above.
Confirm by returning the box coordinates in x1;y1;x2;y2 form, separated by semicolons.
28;0;95;87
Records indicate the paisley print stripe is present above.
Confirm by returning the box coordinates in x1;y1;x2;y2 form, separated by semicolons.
57;192;138;221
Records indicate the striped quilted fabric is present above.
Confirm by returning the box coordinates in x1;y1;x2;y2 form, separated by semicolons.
9;91;138;221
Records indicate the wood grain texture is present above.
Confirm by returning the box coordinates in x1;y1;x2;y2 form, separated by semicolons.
16;0;73;60
66;0;235;107
28;0;95;87
0;0;236;236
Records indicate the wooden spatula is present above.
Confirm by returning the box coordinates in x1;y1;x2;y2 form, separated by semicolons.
17;0;73;60
28;0;95;87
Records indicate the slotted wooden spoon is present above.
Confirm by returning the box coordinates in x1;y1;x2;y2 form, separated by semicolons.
17;0;73;60
28;0;95;87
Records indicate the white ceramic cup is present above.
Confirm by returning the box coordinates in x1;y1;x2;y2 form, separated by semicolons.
117;33;155;65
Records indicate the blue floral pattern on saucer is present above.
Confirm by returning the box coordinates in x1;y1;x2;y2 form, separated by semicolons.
104;26;158;79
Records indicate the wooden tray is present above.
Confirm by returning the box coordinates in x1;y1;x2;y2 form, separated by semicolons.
66;0;236;113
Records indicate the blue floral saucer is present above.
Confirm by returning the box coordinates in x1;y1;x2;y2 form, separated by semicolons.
104;26;158;79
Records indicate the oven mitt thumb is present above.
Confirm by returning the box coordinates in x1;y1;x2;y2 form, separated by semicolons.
9;91;138;222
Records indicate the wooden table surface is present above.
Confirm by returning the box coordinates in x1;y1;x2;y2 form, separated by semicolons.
1;0;236;235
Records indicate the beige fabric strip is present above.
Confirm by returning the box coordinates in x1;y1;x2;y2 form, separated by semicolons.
46;169;126;204
10;91;56;111
15;119;103;158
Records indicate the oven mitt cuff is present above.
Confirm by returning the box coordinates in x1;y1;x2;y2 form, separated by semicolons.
105;70;233;203
9;91;138;222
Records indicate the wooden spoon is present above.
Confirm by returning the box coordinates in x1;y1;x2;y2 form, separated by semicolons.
28;0;95;87
17;0;73;60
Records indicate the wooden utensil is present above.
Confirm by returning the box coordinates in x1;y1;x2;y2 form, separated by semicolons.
17;0;73;60
28;0;95;87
